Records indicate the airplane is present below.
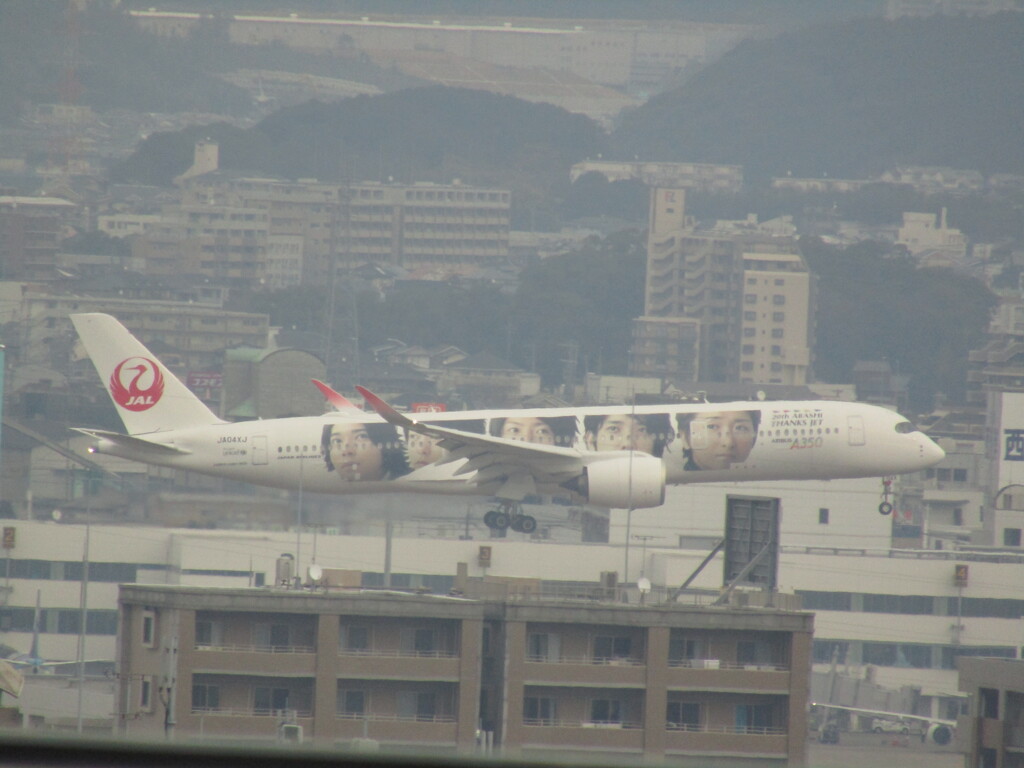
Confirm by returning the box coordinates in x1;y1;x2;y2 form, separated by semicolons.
810;702;957;745
70;313;945;533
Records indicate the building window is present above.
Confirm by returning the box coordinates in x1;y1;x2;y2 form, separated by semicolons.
527;632;561;662
593;635;631;661
818;508;829;525
337;689;365;716
523;696;556;725
140;677;152;711
742;344;755;354
772;295;786;305
340;625;370;652
744;311;757;321
772;312;785;322
741;361;754;371
743;327;756;338
397;690;436;720
979;688;999;719
195;619;222;647
771;345;782;355
953;468;968;482
1004;528;1022;547
771;328;784;338
666;701;701;730
192;683;220;712
400;628;437;655
141;610;156;647
254;686;290;715
590;698;622;724
953;508;963;526
668;635;704;664
735;704;773;732
744;294;757;304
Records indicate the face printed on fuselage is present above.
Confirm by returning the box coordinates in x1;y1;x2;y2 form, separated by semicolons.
327;422;384;481
498;416;556;445
587;414;657;455
681;411;757;470
406;431;445;469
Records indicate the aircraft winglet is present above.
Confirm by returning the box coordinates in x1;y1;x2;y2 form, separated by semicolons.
355;386;416;429
312;379;362;413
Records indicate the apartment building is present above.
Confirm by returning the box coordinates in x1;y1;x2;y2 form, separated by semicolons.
956;657;1024;768
180;174;343;287
739;251;813;387
117;583;811;764
0;196;78;282
18;295;269;377
635;189;813;385
341;182;510;278
132;202;270;290
169;174;511;284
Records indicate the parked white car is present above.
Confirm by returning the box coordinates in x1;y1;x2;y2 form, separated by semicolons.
871;718;910;734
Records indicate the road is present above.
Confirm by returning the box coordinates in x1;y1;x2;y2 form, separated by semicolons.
807;730;962;768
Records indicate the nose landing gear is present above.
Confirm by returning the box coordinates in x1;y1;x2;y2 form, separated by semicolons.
483;501;537;534
878;476;895;515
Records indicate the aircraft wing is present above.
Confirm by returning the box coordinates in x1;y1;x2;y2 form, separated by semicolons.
356;386;584;496
811;702;956;727
0;660;24;698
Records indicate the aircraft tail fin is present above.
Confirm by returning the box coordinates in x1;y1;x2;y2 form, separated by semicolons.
71;313;224;435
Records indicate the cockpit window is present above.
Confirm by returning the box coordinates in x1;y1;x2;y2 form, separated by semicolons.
894;421;918;434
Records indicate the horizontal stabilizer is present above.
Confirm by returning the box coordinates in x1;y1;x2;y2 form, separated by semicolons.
71;428;192;456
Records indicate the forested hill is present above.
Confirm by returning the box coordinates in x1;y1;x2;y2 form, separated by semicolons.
110;87;608;229
612;12;1024;181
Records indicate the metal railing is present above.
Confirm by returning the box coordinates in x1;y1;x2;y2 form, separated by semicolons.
336;712;456;723
667;659;789;671
337;648;458;659
525;655;644;666
194;643;316;654
191;707;313;718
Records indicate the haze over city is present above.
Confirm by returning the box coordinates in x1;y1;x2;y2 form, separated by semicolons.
0;1;1023;765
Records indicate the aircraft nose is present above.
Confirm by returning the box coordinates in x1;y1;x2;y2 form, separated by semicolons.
922;436;945;466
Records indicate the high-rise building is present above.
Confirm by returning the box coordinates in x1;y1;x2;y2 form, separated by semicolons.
632;188;814;385
0;195;77;281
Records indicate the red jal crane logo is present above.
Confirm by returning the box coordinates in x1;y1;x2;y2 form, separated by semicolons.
110;358;164;411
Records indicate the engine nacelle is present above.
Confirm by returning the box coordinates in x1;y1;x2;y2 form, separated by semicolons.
926;723;953;745
576;454;666;509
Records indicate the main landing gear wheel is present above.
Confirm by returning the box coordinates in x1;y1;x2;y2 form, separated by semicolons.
878;501;893;515
483;501;537;534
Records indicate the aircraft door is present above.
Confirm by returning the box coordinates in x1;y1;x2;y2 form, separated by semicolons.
846;416;866;446
251;435;268;465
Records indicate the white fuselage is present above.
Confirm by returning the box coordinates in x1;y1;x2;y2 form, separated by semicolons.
90;399;944;502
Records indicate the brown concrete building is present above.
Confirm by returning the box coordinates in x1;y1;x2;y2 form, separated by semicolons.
118;584;812;765
957;657;1024;768
0;195;77;281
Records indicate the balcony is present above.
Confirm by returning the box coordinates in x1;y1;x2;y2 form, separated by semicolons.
664;724;787;755
335;712;458;742
193;644;316;675
338;649;460;680
665;659;790;692
524;656;645;686
520;719;644;750
183;708;314;738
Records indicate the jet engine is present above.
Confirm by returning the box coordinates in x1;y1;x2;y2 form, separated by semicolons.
572;454;666;509
925;722;954;745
